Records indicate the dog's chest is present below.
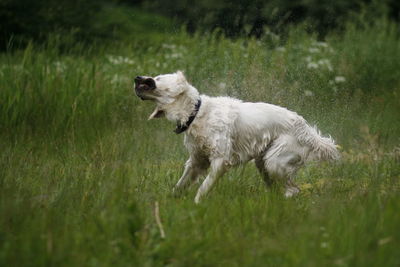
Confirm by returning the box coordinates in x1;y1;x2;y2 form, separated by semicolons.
182;99;241;159
184;121;230;158
184;126;215;155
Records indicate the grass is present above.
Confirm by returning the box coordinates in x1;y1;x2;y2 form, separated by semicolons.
1;15;400;266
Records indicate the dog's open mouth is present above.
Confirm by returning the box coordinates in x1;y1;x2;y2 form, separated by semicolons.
135;76;156;100
133;75;165;119
135;86;156;101
134;76;156;101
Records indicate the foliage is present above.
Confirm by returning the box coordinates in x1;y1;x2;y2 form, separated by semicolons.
140;0;400;37
0;1;176;50
2;0;399;50
0;0;100;49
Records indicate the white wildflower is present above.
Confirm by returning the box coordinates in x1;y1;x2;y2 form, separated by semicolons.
107;55;120;65
218;82;227;90
317;59;329;65
307;62;318;69
162;44;176;49
334;258;347;266
320;242;329;248
305;56;312;62
165;53;181;59
308;47;320;53
276;47;286;52
124;58;135;64
171;53;182;59
304;90;314;97
315;41;328;48
54;61;66;73
335;76;346;83
317;59;333;71
110;74;129;85
106;55;135;65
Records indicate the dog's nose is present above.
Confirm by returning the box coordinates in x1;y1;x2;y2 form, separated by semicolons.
135;76;144;83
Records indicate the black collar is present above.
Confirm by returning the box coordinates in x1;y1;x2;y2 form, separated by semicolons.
174;99;202;134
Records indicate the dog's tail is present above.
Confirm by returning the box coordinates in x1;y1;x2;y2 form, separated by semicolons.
293;119;340;161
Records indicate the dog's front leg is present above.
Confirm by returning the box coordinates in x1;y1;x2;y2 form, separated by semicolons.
173;158;198;195
194;158;226;204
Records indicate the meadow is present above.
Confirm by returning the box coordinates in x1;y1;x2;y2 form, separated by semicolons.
1;15;400;266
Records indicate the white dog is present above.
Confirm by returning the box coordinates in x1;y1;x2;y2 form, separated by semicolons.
135;71;339;203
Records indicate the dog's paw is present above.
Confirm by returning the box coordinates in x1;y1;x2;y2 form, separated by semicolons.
284;187;300;198
172;186;184;198
194;195;201;204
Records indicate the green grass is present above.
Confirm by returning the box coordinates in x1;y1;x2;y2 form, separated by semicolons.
1;16;400;266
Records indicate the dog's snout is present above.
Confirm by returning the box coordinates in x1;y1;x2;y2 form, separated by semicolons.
135;76;156;89
134;75;156;99
135;76;145;83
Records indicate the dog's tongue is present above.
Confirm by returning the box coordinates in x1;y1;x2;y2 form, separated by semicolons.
148;107;165;120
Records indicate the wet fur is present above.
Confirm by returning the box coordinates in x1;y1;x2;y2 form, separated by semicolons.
135;71;339;203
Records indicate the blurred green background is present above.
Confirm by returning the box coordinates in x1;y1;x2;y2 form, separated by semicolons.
1;0;399;48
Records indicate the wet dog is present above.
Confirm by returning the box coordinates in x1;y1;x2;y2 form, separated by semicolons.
135;71;339;203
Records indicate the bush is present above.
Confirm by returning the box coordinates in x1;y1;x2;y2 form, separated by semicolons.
0;0;100;49
140;0;400;37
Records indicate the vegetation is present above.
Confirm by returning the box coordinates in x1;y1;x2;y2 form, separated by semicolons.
1;1;400;266
140;0;400;36
2;0;400;48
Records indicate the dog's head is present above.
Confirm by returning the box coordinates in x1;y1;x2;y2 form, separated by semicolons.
134;71;190;119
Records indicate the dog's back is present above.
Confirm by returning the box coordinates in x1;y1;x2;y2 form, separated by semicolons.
189;96;338;166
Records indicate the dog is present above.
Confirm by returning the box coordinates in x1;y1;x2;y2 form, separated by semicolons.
134;71;339;203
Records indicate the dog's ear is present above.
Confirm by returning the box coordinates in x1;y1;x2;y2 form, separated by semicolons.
176;70;187;84
148;107;165;120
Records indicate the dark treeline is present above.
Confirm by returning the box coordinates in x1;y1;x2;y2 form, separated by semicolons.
1;0;399;49
138;0;400;36
0;0;102;49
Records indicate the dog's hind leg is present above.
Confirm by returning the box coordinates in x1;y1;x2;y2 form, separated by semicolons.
264;135;305;197
255;157;273;187
194;158;226;204
266;152;303;197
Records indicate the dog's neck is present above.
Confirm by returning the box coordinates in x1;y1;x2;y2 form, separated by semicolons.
161;84;200;127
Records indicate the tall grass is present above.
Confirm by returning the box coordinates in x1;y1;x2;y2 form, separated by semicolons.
0;18;399;266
